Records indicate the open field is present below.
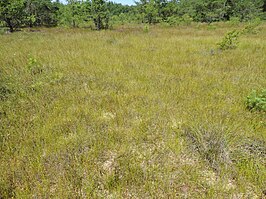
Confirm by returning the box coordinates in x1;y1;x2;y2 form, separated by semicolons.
0;23;266;198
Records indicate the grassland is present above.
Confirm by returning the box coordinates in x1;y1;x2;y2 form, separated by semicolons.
0;23;266;198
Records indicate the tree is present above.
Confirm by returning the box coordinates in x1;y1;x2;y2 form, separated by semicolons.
91;0;109;30
25;0;59;27
62;0;85;27
137;0;159;24
177;0;263;22
226;0;264;21
0;0;26;32
0;0;59;32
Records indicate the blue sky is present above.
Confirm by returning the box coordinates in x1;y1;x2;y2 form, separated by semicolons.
60;0;136;5
109;0;136;5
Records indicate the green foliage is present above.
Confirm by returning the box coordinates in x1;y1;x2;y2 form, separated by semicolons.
0;28;7;35
0;83;11;101
246;90;266;112
165;16;181;25
0;0;26;32
0;0;265;30
60;0;88;28
134;0;264;25
218;30;241;50
143;24;149;33
165;14;193;26
178;0;264;23
181;14;193;25
228;17;241;26
218;21;262;51
227;0;264;21
25;0;59;27
0;0;59;31
27;56;43;75
241;18;262;34
140;0;160;24
91;0;109;30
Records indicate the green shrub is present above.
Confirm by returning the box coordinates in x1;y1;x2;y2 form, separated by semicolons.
181;14;193;26
143;24;149;33
218;21;261;51
27;56;43;75
165;16;181;26
246;89;266;112
228;17;241;26
218;30;241;50
207;24;217;30
241;18;261;35
0;85;11;101
0;28;6;35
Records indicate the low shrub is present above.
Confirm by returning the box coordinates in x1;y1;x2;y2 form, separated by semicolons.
218;21;261;51
27;56;43;75
143;24;149;33
0;85;11;101
241;18;261;35
246;89;266;112
218;30;241;50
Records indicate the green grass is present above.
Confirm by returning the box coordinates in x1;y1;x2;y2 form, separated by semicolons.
0;23;266;198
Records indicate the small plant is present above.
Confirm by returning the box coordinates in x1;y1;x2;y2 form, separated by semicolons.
218;20;261;51
0;85;11;101
0;72;12;101
166;16;181;26
0;28;6;35
106;38;117;45
241;19;261;35
218;30;241;50
27;56;43;75
246;89;266;112
228;17;241;26
242;138;266;159
50;72;64;84
181;14;193;26
143;24;149;33
207;24;217;30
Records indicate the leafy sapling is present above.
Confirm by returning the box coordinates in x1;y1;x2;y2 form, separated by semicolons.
246;89;266;112
218;30;241;50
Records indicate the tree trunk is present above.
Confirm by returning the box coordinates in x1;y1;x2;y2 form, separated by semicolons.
6;18;14;32
97;16;101;30
72;19;76;28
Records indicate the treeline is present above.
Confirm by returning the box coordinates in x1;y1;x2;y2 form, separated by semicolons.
0;0;265;32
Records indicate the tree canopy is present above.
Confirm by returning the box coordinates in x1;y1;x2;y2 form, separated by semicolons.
0;0;265;32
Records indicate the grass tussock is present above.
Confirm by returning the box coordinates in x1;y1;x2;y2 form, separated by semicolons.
183;125;232;171
0;23;266;198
